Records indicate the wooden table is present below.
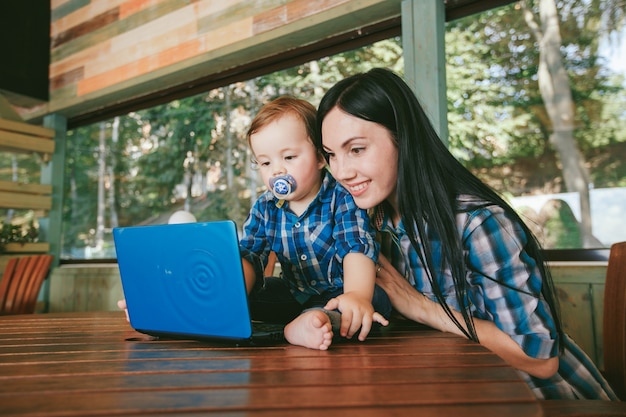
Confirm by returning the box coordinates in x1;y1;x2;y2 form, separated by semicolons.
0;312;542;417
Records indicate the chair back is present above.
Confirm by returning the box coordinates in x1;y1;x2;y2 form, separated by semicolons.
603;241;626;400
0;254;54;315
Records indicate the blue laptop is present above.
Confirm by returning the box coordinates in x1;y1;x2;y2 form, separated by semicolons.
113;220;284;344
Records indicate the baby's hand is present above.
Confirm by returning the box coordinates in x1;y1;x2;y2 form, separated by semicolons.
117;299;129;322
324;294;388;341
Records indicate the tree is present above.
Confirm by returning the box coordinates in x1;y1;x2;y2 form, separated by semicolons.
446;0;625;247
521;0;596;245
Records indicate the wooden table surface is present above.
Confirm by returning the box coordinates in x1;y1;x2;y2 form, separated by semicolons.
0;311;543;417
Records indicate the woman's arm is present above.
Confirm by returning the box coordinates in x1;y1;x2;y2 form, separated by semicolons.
375;254;558;379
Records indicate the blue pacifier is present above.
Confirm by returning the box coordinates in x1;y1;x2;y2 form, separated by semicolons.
269;174;297;199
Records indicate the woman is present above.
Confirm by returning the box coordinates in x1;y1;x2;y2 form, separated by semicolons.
317;67;617;400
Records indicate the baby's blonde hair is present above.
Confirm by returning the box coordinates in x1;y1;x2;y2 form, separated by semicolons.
246;96;317;147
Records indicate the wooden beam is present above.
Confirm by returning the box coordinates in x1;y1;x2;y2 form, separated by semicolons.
2;242;50;254
41;113;67;271
0;191;51;210
27;0;404;126
402;0;448;142
0;181;52;196
0;119;55;138
0;129;55;155
0;94;22;121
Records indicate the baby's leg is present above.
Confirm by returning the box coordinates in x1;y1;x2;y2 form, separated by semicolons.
284;308;333;350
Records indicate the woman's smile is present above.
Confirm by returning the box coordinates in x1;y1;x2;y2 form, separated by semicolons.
345;180;370;197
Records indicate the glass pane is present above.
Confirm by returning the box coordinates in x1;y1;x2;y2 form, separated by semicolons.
61;1;626;259
445;3;626;249
61;40;403;260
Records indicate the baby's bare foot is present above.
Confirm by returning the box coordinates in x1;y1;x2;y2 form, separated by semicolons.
284;309;333;350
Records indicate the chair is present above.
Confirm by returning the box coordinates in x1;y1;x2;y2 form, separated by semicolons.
0;254;54;315
543;242;626;416
603;241;626;401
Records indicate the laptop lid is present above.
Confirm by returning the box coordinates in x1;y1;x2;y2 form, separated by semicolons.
113;220;256;341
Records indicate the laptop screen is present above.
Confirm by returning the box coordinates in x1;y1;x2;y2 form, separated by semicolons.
113;220;254;340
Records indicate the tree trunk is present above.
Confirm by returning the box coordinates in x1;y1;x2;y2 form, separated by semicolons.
247;80;259;206
95;122;106;250
225;88;233;189
523;0;598;247
109;117;119;229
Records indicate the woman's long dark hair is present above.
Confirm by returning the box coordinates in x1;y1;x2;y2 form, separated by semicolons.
315;68;563;344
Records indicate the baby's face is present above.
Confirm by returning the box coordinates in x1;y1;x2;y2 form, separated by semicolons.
250;113;325;204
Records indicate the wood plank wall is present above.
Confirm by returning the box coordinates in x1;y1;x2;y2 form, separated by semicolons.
0;118;54;256
23;0;401;122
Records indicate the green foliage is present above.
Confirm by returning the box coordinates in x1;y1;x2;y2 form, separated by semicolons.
446;0;626;189
0;221;39;254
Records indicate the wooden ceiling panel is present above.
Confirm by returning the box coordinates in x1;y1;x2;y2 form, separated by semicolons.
3;0;516;128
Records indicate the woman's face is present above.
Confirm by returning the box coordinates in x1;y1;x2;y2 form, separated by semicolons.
321;107;398;210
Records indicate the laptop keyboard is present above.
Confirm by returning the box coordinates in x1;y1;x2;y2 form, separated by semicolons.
251;321;285;339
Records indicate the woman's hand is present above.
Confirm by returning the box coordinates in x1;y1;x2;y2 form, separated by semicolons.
375;256;429;323
375;255;558;379
375;255;469;336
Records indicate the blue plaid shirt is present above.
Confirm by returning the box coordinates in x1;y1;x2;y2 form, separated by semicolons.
240;171;378;304
375;199;618;400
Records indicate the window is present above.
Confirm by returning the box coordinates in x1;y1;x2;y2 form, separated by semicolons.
60;40;403;260
445;2;626;250
57;1;626;259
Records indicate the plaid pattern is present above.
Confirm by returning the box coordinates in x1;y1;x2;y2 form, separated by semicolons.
525;334;618;399
375;201;618;400
240;171;378;304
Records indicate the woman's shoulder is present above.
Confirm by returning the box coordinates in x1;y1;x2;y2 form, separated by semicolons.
456;195;525;241
456;195;516;228
456;194;503;214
